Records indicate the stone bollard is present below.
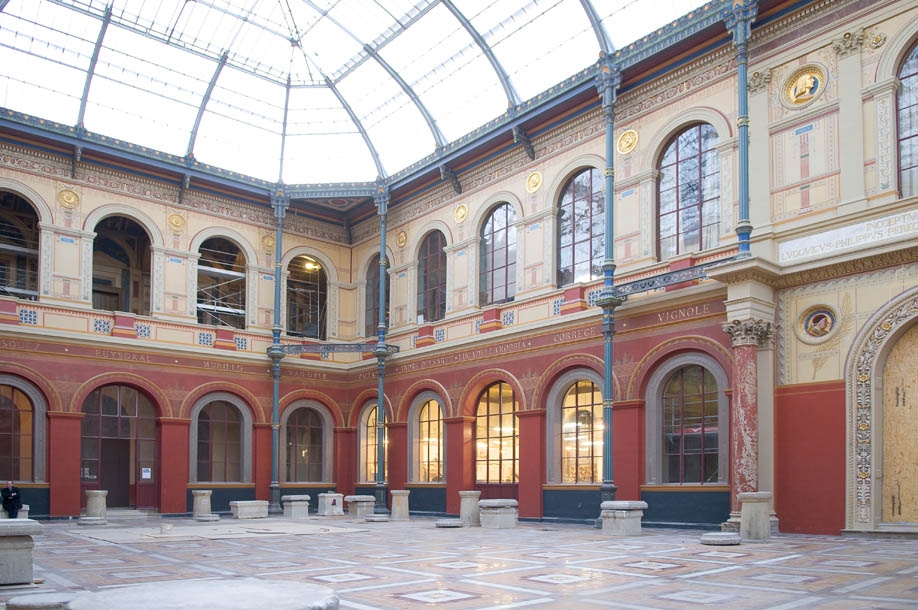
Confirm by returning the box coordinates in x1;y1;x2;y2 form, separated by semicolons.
0;519;43;585
738;491;773;542
479;499;518;529
281;495;311;519
459;490;481;526
600;501;648;536
192;489;219;522
343;495;375;519
79;490;107;526
390;490;410;521
317;493;344;516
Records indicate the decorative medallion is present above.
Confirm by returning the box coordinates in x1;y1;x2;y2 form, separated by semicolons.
455;204;468;224
616;129;639;154
396;230;408;248
57;189;79;208
868;32;887;49
795;305;838;344
525;171;543;193
782;65;827;108
167;213;186;231
261;234;275;250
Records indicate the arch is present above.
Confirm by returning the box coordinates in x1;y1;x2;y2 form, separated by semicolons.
280;389;343;427
188;391;254;483
0;373;49;482
0;179;53;225
543;367;604;484
406;390;447;483
356;398;389;483
68;372;172;417
0;362;62;413
282;245;341;285
348;388;394;427
455;368;527;418
189;226;257;267
531;353;615;413
409;221;454;262
875;15;918;82
396;379;453;422
844;284;918;530
626;335;732;400
545;154;605;208
83;204;164;248
643;352;730;485
470;191;525;235
279;398;334;483
642;107;732;173
178;381;264;422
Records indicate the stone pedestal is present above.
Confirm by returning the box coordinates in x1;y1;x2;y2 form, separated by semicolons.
282;495;310;519
600;501;648;536
65;577;338;610
459;490;481;526
229;500;269;519
390;490;409;521
317;493;344;516
700;532;741;546
1;504;29;519
79;490;107;526
0;519;43;585
6;592;75;609
343;495;375;518
739;491;773;542
191;489;219;522
479;499;517;529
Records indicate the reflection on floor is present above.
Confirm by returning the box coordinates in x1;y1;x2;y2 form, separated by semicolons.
3;515;918;609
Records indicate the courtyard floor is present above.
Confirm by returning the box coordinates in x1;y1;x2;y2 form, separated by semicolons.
2;514;917;609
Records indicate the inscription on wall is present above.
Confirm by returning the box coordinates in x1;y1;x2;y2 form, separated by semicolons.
779;209;918;263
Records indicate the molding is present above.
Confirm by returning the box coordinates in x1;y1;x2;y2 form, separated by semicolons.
767;99;840;134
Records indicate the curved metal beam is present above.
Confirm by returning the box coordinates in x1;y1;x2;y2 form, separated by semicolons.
579;0;614;55
0;0;11;13
76;3;113;128
278;75;292;182
441;0;520;107
326;77;387;179
186;52;228;157
363;44;447;148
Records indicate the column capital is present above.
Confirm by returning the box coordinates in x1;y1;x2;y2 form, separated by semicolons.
723;318;773;348
270;184;289;219
832;28;865;58
722;0;758;43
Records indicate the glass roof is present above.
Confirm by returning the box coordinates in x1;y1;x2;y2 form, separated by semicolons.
0;0;710;184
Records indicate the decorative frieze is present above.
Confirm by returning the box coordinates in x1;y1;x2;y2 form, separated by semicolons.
747;70;772;94
723;319;773;348
831;29;865;58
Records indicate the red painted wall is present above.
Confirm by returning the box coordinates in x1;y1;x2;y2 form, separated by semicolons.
612;401;644;500
159;420;189;514
517;410;545;518
48;413;82;516
445;418;475;515
775;381;846;534
387;423;408;499
253;424;272;501
334;428;356;498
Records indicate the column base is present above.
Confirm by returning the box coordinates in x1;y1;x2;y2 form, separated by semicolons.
594;482;618;528
722;511;780;534
373;484;390;515
268;483;282;515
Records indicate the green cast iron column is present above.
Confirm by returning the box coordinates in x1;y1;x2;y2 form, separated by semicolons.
268;186;288;513
374;181;390;513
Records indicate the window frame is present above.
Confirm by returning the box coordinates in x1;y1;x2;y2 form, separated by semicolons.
417;231;447;324
188;392;253;483
358;402;388;483
475;381;519;484
557;167;604;287
365;254;390;338
407;391;446;483
898;41;918;197
286;254;327;340
479;203;517;306
279;400;334;483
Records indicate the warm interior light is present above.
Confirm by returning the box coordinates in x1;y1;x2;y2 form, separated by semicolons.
303;260;321;271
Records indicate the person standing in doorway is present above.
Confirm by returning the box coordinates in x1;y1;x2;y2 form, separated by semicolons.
2;481;22;518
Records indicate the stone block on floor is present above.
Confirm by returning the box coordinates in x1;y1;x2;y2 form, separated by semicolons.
600;500;648;536
479;499;517;529
229;500;269;519
282;495;311;519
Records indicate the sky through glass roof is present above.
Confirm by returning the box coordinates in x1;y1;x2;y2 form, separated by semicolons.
0;0;712;184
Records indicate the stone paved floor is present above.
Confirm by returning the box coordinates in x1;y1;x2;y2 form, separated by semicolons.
2;515;918;609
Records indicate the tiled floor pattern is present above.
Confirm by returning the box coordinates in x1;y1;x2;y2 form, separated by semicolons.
2;516;917;609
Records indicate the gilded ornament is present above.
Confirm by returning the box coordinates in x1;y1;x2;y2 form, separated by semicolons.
167;213;186;231
868;32;886;49
454;204;468;224
782;65;826;106
616;129;638;154
57;189;79;208
525;171;543;193
261;234;275;250
396;230;408;248
881;321;891;331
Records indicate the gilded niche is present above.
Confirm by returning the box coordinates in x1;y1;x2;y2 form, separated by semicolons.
782;65;827;107
616;129;638;155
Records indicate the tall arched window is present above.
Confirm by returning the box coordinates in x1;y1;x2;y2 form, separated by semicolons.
558;168;603;286
480;203;517;306
285;407;322;482
560;381;602;483
197;401;241;482
475;382;519;485
92;216;151;315
662;365;719;483
0;384;32;481
197;238;246;328
658;124;720;260
899;42;918;196
360;405;387;482
287;255;327;339
417;399;444;482
0;192;39;301
417;231;446;323
365;255;390;337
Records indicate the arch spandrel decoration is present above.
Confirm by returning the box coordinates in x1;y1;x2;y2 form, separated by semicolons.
845;285;918;529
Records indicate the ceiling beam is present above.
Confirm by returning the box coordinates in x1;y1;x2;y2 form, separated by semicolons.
186;52;228;158
76;3;113;129
579;0;614;55
326;77;387;179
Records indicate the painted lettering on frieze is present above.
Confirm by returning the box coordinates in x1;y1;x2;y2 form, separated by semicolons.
552;327;598;343
201;360;245;372
0;339;40;352
656;303;712;323
94;349;150;363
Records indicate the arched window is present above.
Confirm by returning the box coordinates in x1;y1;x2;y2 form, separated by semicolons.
658;124;720;260
285;408;323;482
365;255;390;337
475;382;518;484
558;168;603;286
560;381;603;483
417;399;444;482
287;255;327;339
0;192;39;301
417;231;446;323
197;401;241;482
92;216;151;315
360;404;387;482
662;365;719;483
0;384;32;481
479;203;517;306
197;238;246;328
899;42;918;196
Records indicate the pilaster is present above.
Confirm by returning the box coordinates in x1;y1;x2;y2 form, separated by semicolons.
747;70;772;245
833;29;867;211
863;77;901;205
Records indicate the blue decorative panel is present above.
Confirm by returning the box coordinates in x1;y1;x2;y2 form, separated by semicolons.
19;309;37;325
587;289;602;307
552;298;564;316
235;336;248;351
135;323;151;339
474;319;482;333
502;311;514;327
434;328;445;343
92;319;112;334
198;333;214;347
320;351;330;360
411;335;418;348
